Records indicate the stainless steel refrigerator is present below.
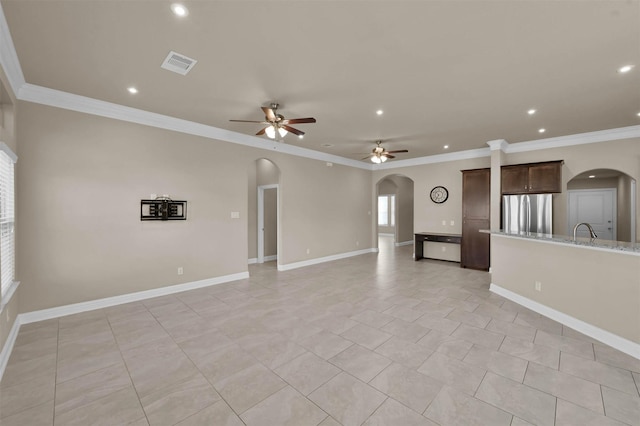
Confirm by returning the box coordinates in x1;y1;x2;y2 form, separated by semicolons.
503;194;553;235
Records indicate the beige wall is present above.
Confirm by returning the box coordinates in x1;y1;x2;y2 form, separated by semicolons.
491;235;640;344
392;176;414;244
16;102;373;313
374;157;490;262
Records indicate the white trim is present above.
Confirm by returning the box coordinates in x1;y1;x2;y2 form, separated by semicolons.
374;147;490;170
0;142;17;163
263;255;277;262
395;240;413;247
490;283;640;360
19;272;249;325
0;312;20;382
0;280;18;312
378;233;394;237
487;139;508;151
504;126;640;154
248;258;257;265
0;4;25;97
278;248;377;271
631;179;637;243
17;84;372;171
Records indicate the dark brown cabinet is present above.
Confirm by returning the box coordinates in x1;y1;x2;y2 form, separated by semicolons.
461;168;490;271
501;160;563;194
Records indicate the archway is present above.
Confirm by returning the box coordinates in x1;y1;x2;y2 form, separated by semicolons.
567;168;636;242
375;175;415;248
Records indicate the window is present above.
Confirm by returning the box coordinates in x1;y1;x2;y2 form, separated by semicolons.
0;143;16;299
377;194;395;227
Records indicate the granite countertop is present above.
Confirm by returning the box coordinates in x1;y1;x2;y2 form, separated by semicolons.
485;230;640;254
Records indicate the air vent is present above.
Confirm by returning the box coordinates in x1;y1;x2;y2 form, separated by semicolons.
161;51;197;75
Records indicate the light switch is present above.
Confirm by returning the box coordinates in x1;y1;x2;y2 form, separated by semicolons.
231;212;240;219
450;220;455;226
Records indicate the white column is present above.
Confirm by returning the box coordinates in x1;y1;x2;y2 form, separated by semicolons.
487;139;508;231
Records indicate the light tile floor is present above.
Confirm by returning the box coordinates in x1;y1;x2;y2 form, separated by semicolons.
1;237;639;425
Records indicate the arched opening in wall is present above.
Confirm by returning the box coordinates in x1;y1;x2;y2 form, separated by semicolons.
248;158;281;264
375;175;414;251
567;168;637;242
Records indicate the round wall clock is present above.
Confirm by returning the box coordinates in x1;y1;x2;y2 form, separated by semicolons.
430;186;449;204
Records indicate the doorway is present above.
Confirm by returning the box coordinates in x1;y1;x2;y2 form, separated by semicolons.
375;175;414;246
258;185;278;263
567;168;637;242
568;189;616;241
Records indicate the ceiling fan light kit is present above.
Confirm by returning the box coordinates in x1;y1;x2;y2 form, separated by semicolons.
230;103;316;140
366;140;408;163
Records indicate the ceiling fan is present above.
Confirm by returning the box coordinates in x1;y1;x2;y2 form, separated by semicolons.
363;140;408;163
230;103;316;139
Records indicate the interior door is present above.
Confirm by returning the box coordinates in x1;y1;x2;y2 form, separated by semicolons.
568;189;616;240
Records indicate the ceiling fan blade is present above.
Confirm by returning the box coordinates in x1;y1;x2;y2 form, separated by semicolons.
281;117;316;125
261;106;276;122
282;125;305;136
384;154;396;159
230;119;268;124
256;127;267;136
361;155;373;161
386;150;409;154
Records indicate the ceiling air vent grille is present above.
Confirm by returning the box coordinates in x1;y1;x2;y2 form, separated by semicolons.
161;51;197;75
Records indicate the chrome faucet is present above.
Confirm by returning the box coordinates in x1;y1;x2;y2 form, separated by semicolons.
573;222;597;240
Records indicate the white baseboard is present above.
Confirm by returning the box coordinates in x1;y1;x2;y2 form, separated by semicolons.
395;240;413;247
278;248;377;272
19;272;249;325
378;233;394;237
0;314;21;382
490;283;640;360
248;255;277;265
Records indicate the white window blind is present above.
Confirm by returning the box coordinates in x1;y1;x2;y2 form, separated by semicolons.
0;144;16;298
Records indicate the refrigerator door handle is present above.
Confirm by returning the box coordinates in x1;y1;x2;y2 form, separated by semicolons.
526;195;531;233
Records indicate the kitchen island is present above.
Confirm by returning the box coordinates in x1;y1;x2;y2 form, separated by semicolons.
488;231;640;359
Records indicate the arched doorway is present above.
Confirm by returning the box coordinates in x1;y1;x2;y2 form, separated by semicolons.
375;175;415;248
567;168;636;242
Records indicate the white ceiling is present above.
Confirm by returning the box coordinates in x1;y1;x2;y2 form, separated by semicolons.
2;0;639;162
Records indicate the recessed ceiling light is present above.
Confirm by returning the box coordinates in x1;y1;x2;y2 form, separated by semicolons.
618;64;634;73
527;109;536;115
171;3;188;17
443;145;449;149
376;110;383;116
298;135;304;139
127;87;138;94
588;175;596;178
538;128;546;133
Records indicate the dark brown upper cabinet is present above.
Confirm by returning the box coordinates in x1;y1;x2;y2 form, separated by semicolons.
501;160;563;194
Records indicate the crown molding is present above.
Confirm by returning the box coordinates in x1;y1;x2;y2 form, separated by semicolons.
504;125;640;154
18;83;371;170
0;4;25;97
487;139;509;151
373;147;491;170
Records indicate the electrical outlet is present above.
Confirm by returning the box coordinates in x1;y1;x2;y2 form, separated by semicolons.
306;248;310;254
450;220;455;226
178;267;184;275
441;246;446;252
534;281;542;292
442;220;446;226
356;241;359;246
